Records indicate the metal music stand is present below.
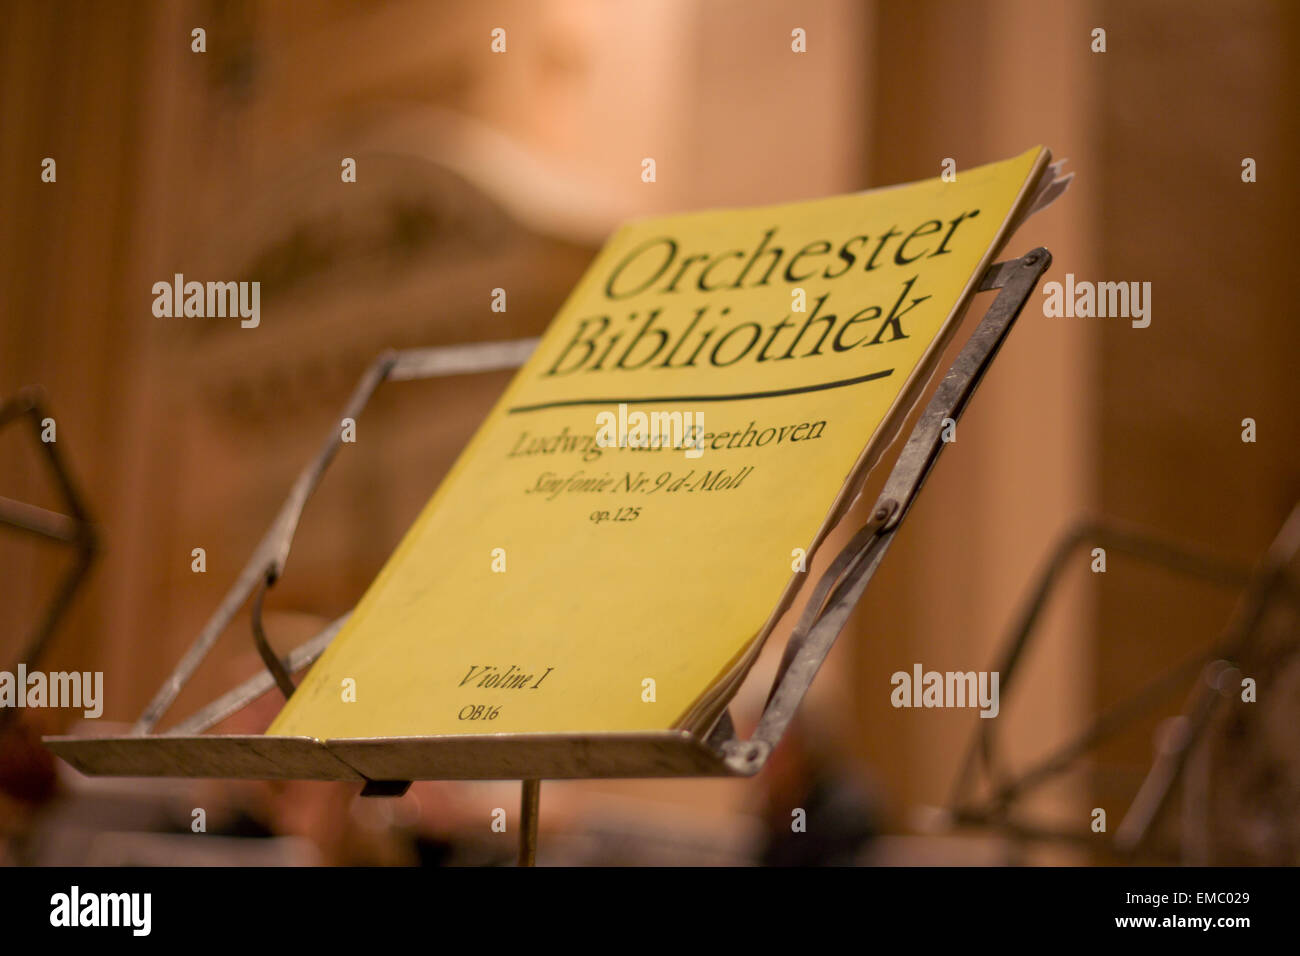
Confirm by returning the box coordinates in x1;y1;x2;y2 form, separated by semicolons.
946;501;1300;862
45;248;1052;865
1;389;98;733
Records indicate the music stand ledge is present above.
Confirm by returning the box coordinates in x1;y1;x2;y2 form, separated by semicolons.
45;248;1052;862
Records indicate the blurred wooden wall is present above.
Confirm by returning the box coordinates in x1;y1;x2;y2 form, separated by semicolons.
844;0;1300;857
841;0;1096;854
0;2;157;714
1089;0;1300;834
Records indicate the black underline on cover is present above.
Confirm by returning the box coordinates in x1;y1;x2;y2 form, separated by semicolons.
506;368;895;413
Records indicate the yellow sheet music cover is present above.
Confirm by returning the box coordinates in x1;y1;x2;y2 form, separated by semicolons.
269;146;1051;740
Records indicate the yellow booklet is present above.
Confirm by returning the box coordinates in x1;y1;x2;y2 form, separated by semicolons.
270;146;1055;741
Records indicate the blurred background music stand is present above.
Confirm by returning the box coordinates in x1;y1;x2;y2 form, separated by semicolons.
947;502;1300;863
